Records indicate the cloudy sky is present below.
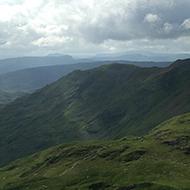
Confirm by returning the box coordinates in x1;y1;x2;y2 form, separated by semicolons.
0;0;190;58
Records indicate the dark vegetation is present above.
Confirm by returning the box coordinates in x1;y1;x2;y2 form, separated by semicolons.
0;91;29;104
0;61;109;104
1;112;190;189
0;58;190;168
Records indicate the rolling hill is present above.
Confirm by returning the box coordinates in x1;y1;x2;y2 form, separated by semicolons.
1;112;190;189
0;55;76;75
0;61;110;102
0;54;172;75
92;51;190;62
0;60;171;104
0;91;29;104
0;58;190;167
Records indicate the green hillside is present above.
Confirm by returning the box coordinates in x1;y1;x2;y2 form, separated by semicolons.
0;61;109;104
0;59;190;167
0;61;113;91
0;91;29;104
0;60;170;104
1;112;190;189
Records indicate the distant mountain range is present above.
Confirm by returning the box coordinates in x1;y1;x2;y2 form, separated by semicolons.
91;50;190;62
0;55;75;74
0;51;187;104
0;50;189;75
0;58;190;167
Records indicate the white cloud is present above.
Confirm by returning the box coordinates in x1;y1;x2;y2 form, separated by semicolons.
0;4;24;21
82;0;94;7
24;0;44;8
0;0;190;58
109;46;116;52
32;25;68;37
163;22;173;33
32;36;72;47
144;14;160;23
182;18;190;29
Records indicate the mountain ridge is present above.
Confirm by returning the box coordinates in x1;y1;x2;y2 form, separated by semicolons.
0;55;76;74
0;60;171;104
92;51;190;62
0;59;190;167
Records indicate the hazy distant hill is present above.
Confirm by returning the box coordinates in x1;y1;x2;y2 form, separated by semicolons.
92;51;190;62
0;60;171;104
0;51;188;75
1;112;190;189
0;55;76;74
0;58;189;166
0;91;29;104
0;61;108;92
0;61;115;104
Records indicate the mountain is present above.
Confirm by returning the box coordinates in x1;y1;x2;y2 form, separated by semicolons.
92;51;190;62
0;60;171;104
0;55;76;74
0;61;111;92
1;112;190;189
0;51;187;76
0;91;29;104
0;58;190;167
0;61;120;104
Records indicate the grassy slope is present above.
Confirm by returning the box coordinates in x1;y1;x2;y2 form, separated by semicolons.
0;60;170;104
0;61;115;91
0;59;190;167
0;91;29;104
0;61;110;104
1;113;190;189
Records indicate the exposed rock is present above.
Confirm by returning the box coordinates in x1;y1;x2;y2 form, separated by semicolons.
88;182;110;189
162;135;190;154
98;146;130;159
182;146;190;154
20;172;29;178
116;183;152;190
120;150;146;162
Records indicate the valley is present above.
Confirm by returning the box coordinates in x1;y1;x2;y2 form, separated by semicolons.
0;1;189;189
0;58;190;167
1;112;190;189
0;58;190;189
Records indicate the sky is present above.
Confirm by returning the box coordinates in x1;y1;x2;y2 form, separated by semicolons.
0;0;190;58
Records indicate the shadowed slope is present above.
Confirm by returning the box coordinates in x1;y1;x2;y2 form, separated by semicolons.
0;60;171;104
0;59;190;166
1;112;190;189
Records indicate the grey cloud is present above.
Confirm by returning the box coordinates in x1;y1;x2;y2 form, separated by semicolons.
77;0;190;44
0;0;190;58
